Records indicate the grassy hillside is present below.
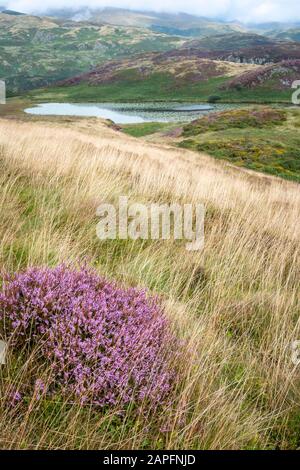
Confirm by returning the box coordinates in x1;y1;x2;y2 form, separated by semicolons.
121;106;300;181
178;107;300;181
28;76;294;103
28;52;261;102
0;11;183;93
29;54;299;103
0;117;299;449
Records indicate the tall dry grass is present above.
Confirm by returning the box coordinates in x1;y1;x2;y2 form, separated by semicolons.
0;117;299;449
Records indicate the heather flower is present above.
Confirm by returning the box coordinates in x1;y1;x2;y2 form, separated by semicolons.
0;265;176;408
34;379;46;401
7;388;22;407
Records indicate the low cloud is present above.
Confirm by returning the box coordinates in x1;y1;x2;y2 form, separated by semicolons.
1;0;300;24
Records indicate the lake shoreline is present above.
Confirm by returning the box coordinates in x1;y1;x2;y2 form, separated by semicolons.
24;102;248;124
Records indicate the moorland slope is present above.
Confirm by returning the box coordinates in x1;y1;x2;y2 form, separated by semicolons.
0;116;299;449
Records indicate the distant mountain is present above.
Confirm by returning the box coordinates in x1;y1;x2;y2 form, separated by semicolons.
182;33;275;51
0;10;25;16
249;21;300;34
45;7;247;38
247;22;300;43
45;8;300;43
180;34;300;64
268;28;300;42
0;11;183;93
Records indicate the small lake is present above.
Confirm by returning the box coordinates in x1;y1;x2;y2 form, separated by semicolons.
25;102;241;124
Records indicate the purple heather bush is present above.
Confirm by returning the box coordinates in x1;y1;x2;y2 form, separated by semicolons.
0;265;176;407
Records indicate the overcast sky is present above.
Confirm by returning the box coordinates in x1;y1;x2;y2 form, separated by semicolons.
1;0;300;24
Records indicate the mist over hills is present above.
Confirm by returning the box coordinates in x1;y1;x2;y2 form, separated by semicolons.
38;7;248;36
43;7;300;37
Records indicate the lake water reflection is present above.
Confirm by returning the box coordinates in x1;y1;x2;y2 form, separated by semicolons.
25;102;240;124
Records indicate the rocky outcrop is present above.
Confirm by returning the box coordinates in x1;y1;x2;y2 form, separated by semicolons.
220;60;300;90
